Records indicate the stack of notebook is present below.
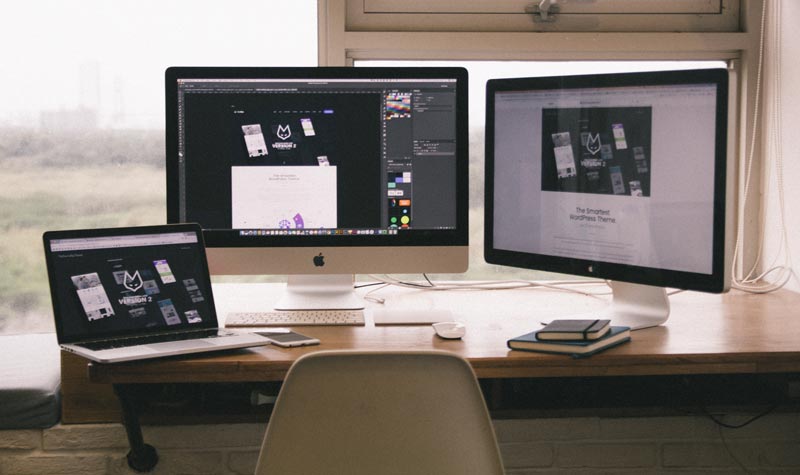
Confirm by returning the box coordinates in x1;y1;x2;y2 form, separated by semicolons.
507;319;631;357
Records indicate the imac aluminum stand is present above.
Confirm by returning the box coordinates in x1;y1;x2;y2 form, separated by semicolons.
274;274;365;311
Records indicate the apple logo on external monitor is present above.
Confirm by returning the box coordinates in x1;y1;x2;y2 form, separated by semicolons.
313;253;325;267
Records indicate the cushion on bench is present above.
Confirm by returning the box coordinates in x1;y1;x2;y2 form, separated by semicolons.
0;333;61;429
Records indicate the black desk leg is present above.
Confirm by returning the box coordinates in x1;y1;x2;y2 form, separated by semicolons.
113;384;159;472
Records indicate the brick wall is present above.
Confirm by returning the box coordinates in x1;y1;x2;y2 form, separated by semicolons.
495;413;800;473
1;413;798;474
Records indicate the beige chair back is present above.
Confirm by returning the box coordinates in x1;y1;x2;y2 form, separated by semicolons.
255;350;504;475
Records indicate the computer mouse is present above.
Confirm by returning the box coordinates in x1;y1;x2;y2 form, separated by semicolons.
432;321;466;340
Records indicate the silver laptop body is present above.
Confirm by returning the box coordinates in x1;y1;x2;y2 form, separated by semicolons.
43;224;268;363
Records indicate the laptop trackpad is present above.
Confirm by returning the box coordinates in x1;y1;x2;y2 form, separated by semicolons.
147;340;214;351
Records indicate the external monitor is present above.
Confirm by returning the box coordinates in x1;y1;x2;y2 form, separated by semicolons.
166;67;468;310
485;68;731;330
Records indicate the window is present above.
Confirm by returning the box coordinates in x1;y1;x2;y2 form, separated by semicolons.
0;0;318;334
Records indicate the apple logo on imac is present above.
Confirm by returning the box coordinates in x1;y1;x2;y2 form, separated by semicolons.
313;253;325;267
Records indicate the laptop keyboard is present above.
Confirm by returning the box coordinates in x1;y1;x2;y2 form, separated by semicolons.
78;329;236;351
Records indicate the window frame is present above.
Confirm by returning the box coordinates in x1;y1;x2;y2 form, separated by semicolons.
347;0;739;33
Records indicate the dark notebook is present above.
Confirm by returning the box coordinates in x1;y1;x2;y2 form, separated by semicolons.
508;326;631;357
535;319;611;341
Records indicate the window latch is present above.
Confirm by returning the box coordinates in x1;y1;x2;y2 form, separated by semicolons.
525;0;560;23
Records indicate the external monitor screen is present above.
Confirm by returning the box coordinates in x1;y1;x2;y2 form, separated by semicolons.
485;69;730;328
166;67;469;309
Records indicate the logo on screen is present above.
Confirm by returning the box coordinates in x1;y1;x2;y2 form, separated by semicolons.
123;271;144;292
276;124;291;140
585;133;601;155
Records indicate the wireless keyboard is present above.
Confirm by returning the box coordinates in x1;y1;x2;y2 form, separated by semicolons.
225;310;365;327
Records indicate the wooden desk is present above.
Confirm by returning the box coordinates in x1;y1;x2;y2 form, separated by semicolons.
89;283;800;384
78;283;800;471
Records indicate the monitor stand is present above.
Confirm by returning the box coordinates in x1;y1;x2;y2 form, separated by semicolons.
273;274;365;311
599;281;670;330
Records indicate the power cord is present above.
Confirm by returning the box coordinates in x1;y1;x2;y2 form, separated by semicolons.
706;404;780;475
718;423;752;474
702;403;779;429
360;274;612;305
732;0;797;294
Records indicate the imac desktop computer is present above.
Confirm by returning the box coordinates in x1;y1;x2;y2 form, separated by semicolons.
165;67;469;310
484;68;732;330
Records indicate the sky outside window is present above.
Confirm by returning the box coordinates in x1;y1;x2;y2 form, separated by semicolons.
0;0;317;335
0;0;318;130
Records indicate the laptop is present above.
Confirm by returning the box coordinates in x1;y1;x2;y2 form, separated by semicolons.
43;223;270;363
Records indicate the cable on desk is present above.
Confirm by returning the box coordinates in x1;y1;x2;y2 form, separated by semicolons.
356;276;436;304
361;275;613;305
358;275;715;308
356;276;434;289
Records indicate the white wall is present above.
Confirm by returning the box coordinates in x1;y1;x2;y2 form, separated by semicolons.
762;0;800;292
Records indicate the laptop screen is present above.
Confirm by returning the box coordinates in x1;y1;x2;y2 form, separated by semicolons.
44;225;217;343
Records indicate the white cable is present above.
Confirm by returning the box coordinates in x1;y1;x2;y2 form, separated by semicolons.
761;0;797;290
742;0;795;292
732;0;796;293
731;0;766;287
364;274;612;297
747;0;796;291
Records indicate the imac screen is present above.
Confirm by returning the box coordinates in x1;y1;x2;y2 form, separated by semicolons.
168;68;466;239
165;67;468;309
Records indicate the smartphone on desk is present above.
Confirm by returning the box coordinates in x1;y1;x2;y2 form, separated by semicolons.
256;330;320;348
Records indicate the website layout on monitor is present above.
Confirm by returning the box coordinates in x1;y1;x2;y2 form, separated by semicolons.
49;232;213;341
493;83;718;275
175;77;459;236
